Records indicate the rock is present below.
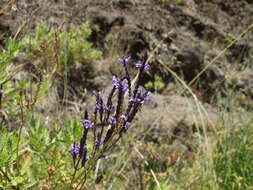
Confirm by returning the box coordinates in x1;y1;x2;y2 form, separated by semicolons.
112;0;133;8
234;68;253;98
135;93;219;142
1;0;252;105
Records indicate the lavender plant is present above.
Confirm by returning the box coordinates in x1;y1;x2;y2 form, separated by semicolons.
69;56;151;188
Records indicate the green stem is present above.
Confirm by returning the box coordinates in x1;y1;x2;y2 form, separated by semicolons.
16;91;25;174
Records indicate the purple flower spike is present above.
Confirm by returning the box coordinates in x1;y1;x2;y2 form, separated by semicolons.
135;60;150;70
121;114;128;121
95;139;102;146
131;91;151;105
0;89;4;95
118;56;131;64
109;115;116;125
142;91;151;103
70;142;80;157
135;60;142;68
112;77;128;92
120;115;131;129
121;79;128;92
95;104;103;111
81;119;93;129
92;90;99;96
124;122;131;130
144;64;150;70
112;76;120;88
104;105;115;113
95;100;104;111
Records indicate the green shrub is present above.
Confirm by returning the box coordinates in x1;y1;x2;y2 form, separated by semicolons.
0;36;51;189
145;74;165;92
20;22;102;72
0;115;83;189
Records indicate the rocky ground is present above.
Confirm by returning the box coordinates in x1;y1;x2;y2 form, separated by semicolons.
1;0;253;154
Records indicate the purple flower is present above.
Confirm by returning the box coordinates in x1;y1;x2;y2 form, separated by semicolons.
112;76;128;92
135;60;150;70
70;142;80;157
95;139;102;146
109;115;116;125
92;90;100;97
92;91;104;110
0;89;3;95
81;119;93;129
131;91;151;105
112;76;120;88
95;103;104;111
104;105;115;113
118;56;131;64
120;79;128;92
124;122;131;130
142;91;151;102
121;115;131;129
86;156;93;161
121;114;128;121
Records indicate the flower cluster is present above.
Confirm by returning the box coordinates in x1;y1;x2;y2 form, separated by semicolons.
112;77;128;92
69;142;80;157
130;91;151;105
69;56;151;174
81;119;93;129
135;60;151;70
118;56;131;64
